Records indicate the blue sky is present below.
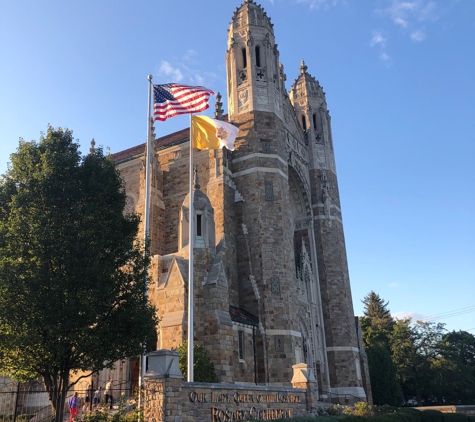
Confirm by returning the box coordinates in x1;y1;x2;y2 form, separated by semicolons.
1;0;474;333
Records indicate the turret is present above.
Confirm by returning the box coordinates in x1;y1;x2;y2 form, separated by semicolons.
226;0;283;120
290;59;336;174
291;61;366;400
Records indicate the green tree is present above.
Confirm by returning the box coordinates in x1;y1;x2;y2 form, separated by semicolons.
436;330;475;404
360;291;394;349
391;319;446;405
177;341;218;383
360;291;401;405
0;127;158;422
366;344;403;406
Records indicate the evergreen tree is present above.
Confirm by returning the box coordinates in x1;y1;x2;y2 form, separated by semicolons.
360;291;394;349
366;344;403;406
360;291;401;405
0;127;158;422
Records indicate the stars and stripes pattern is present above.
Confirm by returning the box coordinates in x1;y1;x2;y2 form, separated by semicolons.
153;83;215;121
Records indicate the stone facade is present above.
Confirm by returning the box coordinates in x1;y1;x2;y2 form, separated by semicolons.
112;0;371;404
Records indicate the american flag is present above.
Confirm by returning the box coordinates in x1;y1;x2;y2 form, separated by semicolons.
153;83;215;121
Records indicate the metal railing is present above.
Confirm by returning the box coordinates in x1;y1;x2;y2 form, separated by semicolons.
0;380;135;422
319;389;367;405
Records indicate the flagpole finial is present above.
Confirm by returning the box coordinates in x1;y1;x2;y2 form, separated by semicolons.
148;74;153;81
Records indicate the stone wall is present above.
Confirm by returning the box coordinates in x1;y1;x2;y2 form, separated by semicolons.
144;350;318;422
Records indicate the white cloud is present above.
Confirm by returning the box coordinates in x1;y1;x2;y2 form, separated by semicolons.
380;52;393;66
410;29;426;41
157;50;220;88
389;282;399;288
295;0;346;10
375;0;439;35
183;49;198;63
370;31;392;65
157;59;219;89
158;61;183;82
192;74;205;86
295;0;326;9
392;311;427;321
394;17;408;27
418;1;438;22
371;31;387;47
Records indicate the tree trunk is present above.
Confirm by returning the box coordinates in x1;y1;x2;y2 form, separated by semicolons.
42;370;70;422
416;390;422;407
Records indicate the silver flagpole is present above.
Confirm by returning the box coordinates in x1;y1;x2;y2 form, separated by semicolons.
139;74;153;410
187;114;194;382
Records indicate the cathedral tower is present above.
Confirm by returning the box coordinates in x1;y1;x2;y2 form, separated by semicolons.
113;0;371;402
226;0;284;120
291;61;366;399
226;0;300;384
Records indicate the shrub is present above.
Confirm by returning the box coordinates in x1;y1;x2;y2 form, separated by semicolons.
342;415;366;422
443;414;470;422
176;341;218;383
372;413;409;422
78;409;110;422
120;407;142;422
353;402;375;417
374;405;398;416
327;404;350;416
420;410;444;422
397;407;421;422
16;415;35;422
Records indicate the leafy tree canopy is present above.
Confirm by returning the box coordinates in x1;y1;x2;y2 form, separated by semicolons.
360;291;475;405
0;127;158;421
391;319;446;404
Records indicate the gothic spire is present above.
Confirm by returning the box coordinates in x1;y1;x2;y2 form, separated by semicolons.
89;139;96;154
215;92;224;120
193;166;200;190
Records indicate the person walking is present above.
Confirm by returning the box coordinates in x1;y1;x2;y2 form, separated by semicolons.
104;379;113;410
93;386;102;408
68;392;79;422
82;384;92;414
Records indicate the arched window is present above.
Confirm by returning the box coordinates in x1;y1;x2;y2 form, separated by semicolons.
313;113;317;131
301;115;307;131
242;48;247;68
255;45;261;67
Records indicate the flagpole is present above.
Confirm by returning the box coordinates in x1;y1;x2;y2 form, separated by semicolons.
187;114;194;382
139;74;153;409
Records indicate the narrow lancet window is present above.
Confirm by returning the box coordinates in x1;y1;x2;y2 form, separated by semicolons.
197;214;202;237
313;113;317;131
238;331;245;360
301;115;307;131
242;48;247;68
255;46;261;67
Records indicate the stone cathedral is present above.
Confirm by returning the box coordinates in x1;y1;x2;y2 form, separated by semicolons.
113;0;371;403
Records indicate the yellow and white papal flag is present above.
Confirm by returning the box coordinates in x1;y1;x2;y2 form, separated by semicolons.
191;115;239;151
